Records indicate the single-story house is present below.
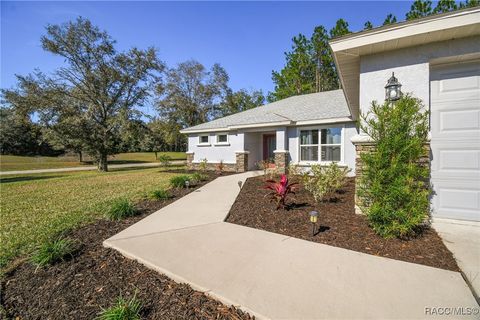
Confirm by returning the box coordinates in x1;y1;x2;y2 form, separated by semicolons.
181;7;480;222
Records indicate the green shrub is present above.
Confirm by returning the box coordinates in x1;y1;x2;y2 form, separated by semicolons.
198;158;208;172
97;294;142;320
150;188;169;200
256;160;270;176
169;175;191;188
303;163;350;202
358;95;430;238
158;154;171;167
31;237;76;267
287;164;303;176
106;198;137;220
190;172;208;182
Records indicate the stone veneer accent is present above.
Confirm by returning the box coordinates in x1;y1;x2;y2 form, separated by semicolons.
235;151;249;173
185;151;248;173
186;152;194;170
274;151;289;174
353;141;430;215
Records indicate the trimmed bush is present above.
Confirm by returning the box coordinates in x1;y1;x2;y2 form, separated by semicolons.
358;95;430;238
31;237;76;267
158;154;171;167
190;172;208;182
150;188;169;200
106;198;137;220
303;163;350;202
169;175;191;188
97;294;142;320
199;158;208;172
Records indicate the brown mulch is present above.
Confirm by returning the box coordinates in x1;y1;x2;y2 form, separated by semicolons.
226;175;459;272
1;172;252;320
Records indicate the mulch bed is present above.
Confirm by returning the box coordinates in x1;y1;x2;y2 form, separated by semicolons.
1;171;252;320
226;175;459;272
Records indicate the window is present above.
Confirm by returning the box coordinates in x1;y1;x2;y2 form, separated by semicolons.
199;135;209;144
320;128;341;161
300;130;319;161
299;127;342;162
216;134;228;144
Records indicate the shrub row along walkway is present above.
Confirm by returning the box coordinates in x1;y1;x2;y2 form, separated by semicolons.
104;172;478;319
0;161;186;175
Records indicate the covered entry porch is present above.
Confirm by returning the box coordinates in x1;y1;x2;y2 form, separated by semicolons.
242;127;289;172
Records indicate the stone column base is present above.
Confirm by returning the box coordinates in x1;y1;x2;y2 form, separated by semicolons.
235;151;249;172
186;152;194;170
352;138;430;215
274;150;289;174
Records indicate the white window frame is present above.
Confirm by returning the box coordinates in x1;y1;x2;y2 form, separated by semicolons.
197;134;210;146
214;133;230;146
297;124;345;165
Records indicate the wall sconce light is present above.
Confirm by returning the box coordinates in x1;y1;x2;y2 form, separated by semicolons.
385;72;402;102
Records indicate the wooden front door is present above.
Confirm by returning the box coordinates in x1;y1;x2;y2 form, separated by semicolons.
263;134;276;162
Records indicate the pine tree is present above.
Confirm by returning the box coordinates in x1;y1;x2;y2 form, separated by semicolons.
329;19;350;39
270;34;316;101
383;14;398;25
364;21;374;30
311;26;336;92
433;0;457;13
406;0;433;20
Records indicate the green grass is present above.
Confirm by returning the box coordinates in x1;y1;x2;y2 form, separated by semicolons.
0;152;186;171
97;294;142;320
0;167;183;268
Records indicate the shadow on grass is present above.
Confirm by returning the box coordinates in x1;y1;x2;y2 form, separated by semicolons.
0;175;65;184
107;164;186;173
81;160;151;165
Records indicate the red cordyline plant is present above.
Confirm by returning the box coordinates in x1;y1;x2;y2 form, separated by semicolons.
264;174;298;210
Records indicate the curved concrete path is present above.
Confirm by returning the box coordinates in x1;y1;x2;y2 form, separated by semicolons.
105;172;479;319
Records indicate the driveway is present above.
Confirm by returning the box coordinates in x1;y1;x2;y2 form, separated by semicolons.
0;161;185;175
434;218;480;301
105;172;479;319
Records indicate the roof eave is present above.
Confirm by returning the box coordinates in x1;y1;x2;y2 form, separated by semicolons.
329;7;480;121
180;117;354;134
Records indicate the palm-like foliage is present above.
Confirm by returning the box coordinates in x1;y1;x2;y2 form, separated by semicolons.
264;174;298;210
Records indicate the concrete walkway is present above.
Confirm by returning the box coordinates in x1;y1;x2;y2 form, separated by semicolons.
434;218;480;302
105;172;479;319
0;161;185;175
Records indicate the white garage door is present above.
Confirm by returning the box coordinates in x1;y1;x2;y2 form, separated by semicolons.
430;61;480;222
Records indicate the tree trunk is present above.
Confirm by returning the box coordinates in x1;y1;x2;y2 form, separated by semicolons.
78;151;83;163
154;151;158;160
98;153;108;172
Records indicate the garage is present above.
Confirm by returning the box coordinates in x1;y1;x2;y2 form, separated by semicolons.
430;60;480;222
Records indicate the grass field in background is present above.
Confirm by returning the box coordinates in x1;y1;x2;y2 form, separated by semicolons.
0;152;186;171
0;166;185;268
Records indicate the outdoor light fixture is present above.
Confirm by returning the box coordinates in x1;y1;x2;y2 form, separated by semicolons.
385;72;402;102
185;180;190;189
238;181;243;189
309;210;318;236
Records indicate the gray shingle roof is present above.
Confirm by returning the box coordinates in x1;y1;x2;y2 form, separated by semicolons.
181;89;351;132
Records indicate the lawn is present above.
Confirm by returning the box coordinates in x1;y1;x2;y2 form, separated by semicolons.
0;166;185;268
0;152;186;171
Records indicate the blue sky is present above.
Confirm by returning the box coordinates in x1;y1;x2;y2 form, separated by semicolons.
1;1;413;113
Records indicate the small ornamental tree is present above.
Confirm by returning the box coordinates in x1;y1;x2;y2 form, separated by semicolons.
358;95;430;238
